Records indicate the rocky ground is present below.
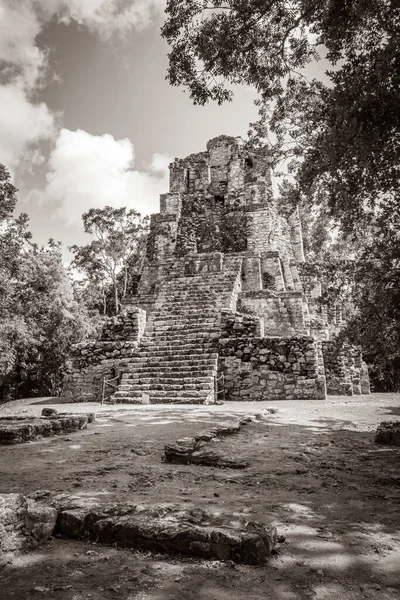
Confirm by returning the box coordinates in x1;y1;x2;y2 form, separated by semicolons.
0;393;399;600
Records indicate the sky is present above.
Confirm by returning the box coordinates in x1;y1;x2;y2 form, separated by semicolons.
0;0;329;253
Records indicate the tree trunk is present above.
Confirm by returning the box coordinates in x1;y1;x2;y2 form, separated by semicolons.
102;287;107;316
123;267;128;299
114;280;119;315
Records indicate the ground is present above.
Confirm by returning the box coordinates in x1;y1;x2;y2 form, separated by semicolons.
0;394;399;600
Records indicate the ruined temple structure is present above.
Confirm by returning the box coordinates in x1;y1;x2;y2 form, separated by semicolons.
64;135;370;404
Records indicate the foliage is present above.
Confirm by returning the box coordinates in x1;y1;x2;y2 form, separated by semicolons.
0;163;18;221
69;207;149;315
163;1;400;231
162;0;319;105
345;199;400;391
0;164;96;401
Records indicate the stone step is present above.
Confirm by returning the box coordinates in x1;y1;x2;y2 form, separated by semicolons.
141;333;219;342
120;375;212;385
147;307;219;322
136;338;216;360
149;313;218;323
126;362;217;372
121;367;215;377
163;278;237;288
139;344;216;354
117;381;211;391
163;277;235;287
145;320;218;330
157;300;219;308
112;389;210;399
144;328;218;338
123;356;217;367
113;396;208;405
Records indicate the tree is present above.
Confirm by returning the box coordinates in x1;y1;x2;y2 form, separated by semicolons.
69;207;149;315
162;2;400;391
0;163;18;221
162;1;400;229
0;164;96;401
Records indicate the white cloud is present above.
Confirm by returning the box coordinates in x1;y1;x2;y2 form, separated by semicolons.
0;1;47;90
0;84;55;171
44;128;170;222
0;0;165;171
51;0;166;39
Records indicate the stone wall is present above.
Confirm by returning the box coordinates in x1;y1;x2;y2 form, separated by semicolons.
100;306;146;341
0;494;57;567
218;337;326;401
246;204;294;258
322;340;365;396
63;307;146;403
239;290;307;336
63;360;129;403
220;309;264;338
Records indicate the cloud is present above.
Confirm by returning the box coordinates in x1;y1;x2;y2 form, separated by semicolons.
44;129;170;222
51;0;166;39
0;1;47;91
0;84;56;171
0;0;165;171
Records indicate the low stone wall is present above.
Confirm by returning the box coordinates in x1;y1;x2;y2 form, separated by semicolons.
53;497;277;565
375;421;400;447
100;307;146;341
69;341;139;368
0;413;92;444
63;306;146;402
63;359;130;403
164;415;264;468
218;336;326;401
0;494;57;567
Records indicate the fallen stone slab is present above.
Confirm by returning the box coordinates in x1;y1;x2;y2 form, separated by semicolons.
50;494;277;565
164;413;263;466
0;414;93;444
190;449;249;469
0;494;57;568
375;421;400;447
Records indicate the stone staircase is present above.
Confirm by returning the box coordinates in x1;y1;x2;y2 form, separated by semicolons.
110;267;241;404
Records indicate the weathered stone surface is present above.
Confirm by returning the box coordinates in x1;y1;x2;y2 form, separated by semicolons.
0;494;57;567
165;414;261;466
62;135;369;405
53;498;277;565
218;337;325;401
190;449;249;469
0;414;91;444
41;407;58;417
375;421;400;447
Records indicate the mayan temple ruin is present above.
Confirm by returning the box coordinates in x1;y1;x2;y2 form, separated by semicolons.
64;135;370;404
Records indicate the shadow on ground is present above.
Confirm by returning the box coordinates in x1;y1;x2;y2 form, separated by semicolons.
1;396;400;599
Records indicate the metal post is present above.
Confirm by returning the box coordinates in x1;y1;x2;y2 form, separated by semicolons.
101;378;105;405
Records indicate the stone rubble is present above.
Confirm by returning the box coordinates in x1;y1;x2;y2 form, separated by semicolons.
375;421;400;447
0;494;57;567
164;413;262;467
0;412;94;444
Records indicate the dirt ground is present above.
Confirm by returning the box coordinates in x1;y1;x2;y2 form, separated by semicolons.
0;393;399;600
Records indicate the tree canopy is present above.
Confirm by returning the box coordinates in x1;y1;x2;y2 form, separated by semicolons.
69;206;149;315
0;165;95;401
162;0;400;229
